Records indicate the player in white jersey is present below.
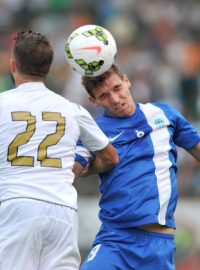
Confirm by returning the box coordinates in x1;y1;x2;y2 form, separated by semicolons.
0;31;119;270
74;65;200;270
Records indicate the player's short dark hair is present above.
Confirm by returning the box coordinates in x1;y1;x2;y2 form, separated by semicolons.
82;65;124;98
13;30;54;78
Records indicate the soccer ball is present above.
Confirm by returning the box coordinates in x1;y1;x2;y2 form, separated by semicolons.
65;25;117;77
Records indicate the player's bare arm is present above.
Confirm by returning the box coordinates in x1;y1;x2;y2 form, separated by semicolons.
73;161;86;179
187;142;200;161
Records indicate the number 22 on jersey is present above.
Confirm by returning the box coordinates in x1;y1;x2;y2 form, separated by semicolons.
7;111;65;168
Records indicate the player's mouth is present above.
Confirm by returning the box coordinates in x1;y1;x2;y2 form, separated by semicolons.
115;103;133;117
115;103;128;114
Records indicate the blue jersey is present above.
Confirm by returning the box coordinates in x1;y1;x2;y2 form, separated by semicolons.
76;103;200;229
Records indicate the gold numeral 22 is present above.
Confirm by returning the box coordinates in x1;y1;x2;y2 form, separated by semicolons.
7;112;65;168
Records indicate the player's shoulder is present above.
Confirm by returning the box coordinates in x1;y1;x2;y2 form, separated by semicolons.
139;102;183;124
46;89;67;102
143;102;173;111
143;102;179;116
57;95;91;118
0;88;18;104
143;102;185;125
48;89;81;110
0;88;17;98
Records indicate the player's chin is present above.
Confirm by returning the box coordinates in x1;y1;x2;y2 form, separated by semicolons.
116;108;132;117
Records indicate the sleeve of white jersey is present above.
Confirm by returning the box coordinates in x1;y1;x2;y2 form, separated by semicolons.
78;105;109;152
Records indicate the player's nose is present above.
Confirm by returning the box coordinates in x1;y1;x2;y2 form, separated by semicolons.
110;92;120;104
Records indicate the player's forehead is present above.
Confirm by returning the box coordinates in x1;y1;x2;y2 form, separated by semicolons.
93;74;123;96
102;73;123;88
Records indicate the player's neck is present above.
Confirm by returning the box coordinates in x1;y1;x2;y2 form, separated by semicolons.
14;74;44;87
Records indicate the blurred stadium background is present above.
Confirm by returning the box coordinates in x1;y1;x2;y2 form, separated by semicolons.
0;0;199;268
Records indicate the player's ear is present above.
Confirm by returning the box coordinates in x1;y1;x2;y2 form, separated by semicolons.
48;65;52;74
88;96;98;106
10;57;17;73
123;74;131;88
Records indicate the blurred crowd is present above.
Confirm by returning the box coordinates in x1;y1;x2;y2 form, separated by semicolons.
0;0;200;198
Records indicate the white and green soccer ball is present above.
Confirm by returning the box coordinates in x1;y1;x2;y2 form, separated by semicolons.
65;25;117;77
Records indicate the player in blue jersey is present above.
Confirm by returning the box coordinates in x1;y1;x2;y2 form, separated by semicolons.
74;65;200;270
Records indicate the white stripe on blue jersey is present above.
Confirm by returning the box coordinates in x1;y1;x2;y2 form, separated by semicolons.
139;103;172;225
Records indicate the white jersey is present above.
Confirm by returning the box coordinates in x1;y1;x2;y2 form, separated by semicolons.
0;82;109;209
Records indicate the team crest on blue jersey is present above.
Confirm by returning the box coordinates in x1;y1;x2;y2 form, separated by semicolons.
153;117;169;129
154;118;165;127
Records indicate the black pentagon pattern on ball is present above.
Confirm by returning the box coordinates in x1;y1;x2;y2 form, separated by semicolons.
65;33;78;59
75;59;104;76
82;26;109;45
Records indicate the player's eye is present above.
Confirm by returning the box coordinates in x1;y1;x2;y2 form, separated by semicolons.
114;85;122;92
99;93;107;100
